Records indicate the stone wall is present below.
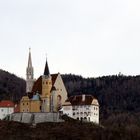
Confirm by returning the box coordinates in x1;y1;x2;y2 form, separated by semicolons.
9;113;64;124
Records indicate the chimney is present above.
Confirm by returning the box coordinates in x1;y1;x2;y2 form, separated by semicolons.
82;94;85;102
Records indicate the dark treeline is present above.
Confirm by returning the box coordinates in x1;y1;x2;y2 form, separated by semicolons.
0;69;26;102
62;74;140;114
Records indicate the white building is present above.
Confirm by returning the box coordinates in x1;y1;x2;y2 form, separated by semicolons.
62;94;99;124
0;100;15;120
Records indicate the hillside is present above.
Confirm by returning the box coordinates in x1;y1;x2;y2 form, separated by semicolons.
62;74;140;113
0;69;26;102
0;120;140;140
0;71;140;139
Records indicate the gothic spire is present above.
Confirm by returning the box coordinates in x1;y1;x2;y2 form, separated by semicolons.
44;56;50;76
26;48;34;93
28;48;32;68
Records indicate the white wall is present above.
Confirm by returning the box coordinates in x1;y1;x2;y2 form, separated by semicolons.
0;107;14;120
63;104;99;124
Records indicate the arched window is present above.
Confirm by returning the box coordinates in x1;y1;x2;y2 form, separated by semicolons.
57;95;62;104
57;95;62;110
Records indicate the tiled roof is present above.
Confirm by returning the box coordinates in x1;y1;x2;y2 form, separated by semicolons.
32;76;42;95
68;95;98;106
51;74;58;85
0;100;15;107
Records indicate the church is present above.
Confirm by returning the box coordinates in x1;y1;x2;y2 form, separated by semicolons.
20;49;68;113
19;49;99;124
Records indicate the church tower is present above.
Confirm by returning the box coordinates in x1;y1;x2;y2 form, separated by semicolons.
26;48;34;93
41;57;52;112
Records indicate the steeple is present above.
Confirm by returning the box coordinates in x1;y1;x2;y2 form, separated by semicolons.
26;48;34;79
26;48;34;93
28;48;32;68
44;56;50;76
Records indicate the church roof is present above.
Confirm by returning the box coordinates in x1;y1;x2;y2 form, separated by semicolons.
51;74;58;85
32;76;42;95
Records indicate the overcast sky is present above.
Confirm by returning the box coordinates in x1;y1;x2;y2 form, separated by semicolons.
0;0;140;79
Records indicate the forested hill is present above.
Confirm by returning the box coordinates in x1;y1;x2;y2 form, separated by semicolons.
0;70;140;116
62;74;140;135
0;69;26;102
0;70;140;137
62;74;140;116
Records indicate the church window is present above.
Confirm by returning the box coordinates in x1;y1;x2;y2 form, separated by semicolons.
23;103;24;106
73;112;75;116
57;95;62;107
77;117;79;120
27;103;28;105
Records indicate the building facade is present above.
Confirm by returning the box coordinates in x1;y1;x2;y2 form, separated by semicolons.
0;100;15;120
62;95;99;124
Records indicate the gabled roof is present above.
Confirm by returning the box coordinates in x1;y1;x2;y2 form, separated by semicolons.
0;100;14;107
68;95;99;106
32;76;42;95
51;74;58;85
91;98;99;106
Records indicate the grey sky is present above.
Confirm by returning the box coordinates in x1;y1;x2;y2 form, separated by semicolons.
0;0;140;79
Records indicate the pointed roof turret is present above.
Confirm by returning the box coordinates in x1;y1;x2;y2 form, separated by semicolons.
44;56;50;76
28;48;32;68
